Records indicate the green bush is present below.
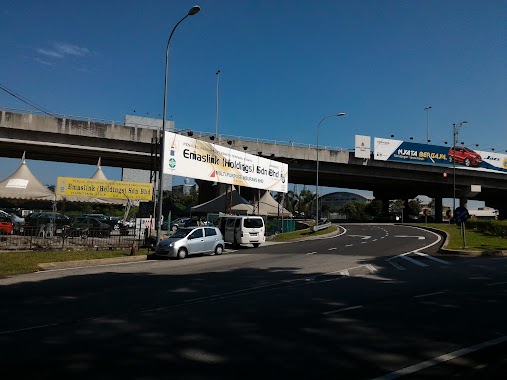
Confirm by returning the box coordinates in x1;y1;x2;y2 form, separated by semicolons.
466;219;507;238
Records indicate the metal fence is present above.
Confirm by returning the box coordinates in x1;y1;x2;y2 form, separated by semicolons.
0;226;146;251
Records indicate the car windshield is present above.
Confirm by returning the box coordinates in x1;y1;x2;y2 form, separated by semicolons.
171;228;193;238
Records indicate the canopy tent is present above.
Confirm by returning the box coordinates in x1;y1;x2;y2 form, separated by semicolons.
252;191;293;217
191;188;251;215
0;153;59;201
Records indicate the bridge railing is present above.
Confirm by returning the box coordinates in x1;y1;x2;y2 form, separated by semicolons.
1;106;350;152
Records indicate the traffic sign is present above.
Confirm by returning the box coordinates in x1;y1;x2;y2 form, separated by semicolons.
454;206;470;223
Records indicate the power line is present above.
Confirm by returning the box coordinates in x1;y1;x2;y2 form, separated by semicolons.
0;83;58;117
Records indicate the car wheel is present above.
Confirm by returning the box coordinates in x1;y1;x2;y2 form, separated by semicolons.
171;225;178;231
252;243;260;248
177;248;187;259
214;245;223;255
113;224;120;230
464;158;471;167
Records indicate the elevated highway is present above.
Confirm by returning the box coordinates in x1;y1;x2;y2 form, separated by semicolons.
1;108;507;217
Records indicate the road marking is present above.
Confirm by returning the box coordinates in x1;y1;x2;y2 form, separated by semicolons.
400;255;428;267
372;239;378;242
350;233;371;239
414;252;450;264
371;336;507;380
487;281;507;286
365;264;377;273
388;261;405;270
339;270;350;276
394;235;425;240
0;323;60;335
323;305;363;315
361;241;368;244
306;252;316;255
345;244;353;247
414;291;446;298
328;247;337;251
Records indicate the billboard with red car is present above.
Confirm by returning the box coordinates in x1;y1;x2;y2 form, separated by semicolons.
373;137;507;174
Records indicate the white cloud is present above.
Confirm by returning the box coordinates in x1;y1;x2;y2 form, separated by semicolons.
37;48;63;58
55;43;91;56
34;58;53;66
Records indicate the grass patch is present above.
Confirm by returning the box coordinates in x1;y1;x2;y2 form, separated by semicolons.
270;225;338;242
415;223;507;251
0;249;133;277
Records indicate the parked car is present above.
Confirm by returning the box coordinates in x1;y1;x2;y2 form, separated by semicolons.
0;215;13;235
69;216;112;238
448;146;482;167
83;214;129;235
169;217;191;231
24;212;72;235
154;226;224;259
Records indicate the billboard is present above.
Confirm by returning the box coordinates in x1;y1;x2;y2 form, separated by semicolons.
162;132;288;193
56;177;153;201
374;138;507;174
355;135;371;159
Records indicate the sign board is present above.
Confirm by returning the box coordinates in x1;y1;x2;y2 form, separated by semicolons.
373;138;507;175
355;135;371;159
162;132;289;193
454;206;470;223
56;177;153;201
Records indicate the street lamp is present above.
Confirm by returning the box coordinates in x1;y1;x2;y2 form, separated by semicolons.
452;120;468;212
215;69;220;138
424;106;432;143
156;5;201;245
315;113;345;226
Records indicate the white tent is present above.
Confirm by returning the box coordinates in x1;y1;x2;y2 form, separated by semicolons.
0;153;59;201
252;191;293;217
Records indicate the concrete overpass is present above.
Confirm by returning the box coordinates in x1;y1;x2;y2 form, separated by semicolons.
2;108;507;218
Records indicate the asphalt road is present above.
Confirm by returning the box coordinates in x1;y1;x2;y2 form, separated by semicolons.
1;223;506;379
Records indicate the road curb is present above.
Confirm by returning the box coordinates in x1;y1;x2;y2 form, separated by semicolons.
38;255;148;270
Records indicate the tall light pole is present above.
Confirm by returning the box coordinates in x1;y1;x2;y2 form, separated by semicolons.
315;113;345;225
215;69;220;138
156;5;201;245
452;120;468;212
424;106;432;143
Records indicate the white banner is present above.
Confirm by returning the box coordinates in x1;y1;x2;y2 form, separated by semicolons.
162;132;289;193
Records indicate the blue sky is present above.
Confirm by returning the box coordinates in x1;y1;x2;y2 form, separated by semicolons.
1;0;506;204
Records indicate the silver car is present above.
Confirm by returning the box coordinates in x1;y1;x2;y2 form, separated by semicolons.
154;226;225;259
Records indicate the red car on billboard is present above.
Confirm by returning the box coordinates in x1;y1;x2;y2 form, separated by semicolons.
448;146;482;167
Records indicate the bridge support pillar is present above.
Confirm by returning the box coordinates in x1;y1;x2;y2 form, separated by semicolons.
434;197;443;222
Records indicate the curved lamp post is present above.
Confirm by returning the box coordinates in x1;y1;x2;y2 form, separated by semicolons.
315;113;345;226
156;5;201;245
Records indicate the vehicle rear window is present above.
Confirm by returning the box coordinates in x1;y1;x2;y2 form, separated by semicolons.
244;218;263;228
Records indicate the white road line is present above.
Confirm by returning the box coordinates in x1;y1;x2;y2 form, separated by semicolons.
372;239;378;242
345;244;353;247
371;336;507;380
328;247;337;251
339;270;350;276
306;252;316;255
400;255;428;267
365;264;377;273
487;281;507;286
0;323;59;335
361;241;367;244
388;261;405;271
414;291;446;298
323;305;363;315
414;252;450;264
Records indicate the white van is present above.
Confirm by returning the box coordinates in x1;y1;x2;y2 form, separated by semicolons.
215;216;265;248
